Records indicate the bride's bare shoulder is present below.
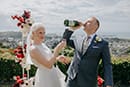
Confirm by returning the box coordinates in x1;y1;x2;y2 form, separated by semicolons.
30;45;38;52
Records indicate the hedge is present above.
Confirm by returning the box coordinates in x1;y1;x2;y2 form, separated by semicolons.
0;58;130;86
0;58;37;84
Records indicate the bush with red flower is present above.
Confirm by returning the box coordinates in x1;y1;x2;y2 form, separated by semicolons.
11;10;35;87
13;74;35;87
11;10;34;37
97;75;104;87
13;44;26;66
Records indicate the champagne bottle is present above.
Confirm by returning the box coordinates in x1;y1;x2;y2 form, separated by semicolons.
64;19;80;27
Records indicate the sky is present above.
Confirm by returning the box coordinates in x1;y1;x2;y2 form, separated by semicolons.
0;0;130;35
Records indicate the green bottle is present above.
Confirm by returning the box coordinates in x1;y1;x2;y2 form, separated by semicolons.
64;19;79;27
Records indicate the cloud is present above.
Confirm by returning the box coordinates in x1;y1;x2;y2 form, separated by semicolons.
0;0;130;33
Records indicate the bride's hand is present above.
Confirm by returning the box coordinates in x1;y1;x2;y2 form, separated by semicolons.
53;40;66;56
57;55;71;64
57;55;66;64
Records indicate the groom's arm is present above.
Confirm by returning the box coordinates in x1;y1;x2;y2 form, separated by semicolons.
62;29;75;49
101;41;113;87
62;22;83;49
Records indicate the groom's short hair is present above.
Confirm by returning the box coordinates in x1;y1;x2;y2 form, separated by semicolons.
96;18;100;30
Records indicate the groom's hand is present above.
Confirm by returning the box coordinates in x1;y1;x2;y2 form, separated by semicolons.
106;86;112;87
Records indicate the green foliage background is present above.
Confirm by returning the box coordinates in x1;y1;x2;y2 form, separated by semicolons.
0;47;130;86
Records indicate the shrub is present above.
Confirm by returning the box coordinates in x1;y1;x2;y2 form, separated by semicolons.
0;52;130;86
0;58;37;84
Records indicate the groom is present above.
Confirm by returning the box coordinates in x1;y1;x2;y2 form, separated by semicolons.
62;17;113;87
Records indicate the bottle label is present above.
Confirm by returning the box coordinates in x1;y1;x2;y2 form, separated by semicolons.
69;21;75;27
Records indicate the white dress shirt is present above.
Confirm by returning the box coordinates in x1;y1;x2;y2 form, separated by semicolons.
70;31;96;53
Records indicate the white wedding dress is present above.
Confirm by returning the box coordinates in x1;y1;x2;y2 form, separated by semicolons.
31;43;66;87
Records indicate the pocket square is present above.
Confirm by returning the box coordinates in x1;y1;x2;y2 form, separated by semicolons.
92;46;99;48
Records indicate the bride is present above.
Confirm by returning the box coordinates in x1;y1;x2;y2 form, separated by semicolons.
26;23;66;87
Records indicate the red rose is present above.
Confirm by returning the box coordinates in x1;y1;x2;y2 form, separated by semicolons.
16;76;20;80
16;53;24;58
97;75;104;86
17;79;23;84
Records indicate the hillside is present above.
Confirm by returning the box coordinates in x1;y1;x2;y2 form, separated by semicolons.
0;31;130;56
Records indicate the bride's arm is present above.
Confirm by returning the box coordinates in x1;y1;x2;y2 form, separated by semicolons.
30;48;57;69
30;41;66;69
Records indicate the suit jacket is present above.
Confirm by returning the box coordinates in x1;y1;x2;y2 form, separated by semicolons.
63;29;113;87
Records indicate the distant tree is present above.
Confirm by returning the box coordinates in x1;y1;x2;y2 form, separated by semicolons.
126;49;130;54
51;41;59;49
0;43;2;47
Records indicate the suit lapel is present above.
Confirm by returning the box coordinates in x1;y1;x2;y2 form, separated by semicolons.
82;35;97;57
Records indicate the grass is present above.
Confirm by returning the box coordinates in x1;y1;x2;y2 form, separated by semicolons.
0;48;15;60
112;55;130;64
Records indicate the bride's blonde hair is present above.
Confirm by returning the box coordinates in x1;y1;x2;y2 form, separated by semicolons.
26;23;44;65
30;23;45;40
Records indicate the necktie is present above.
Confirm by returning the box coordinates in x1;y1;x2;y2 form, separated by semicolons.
81;36;91;54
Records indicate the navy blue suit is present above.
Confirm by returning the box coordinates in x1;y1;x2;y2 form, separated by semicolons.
63;29;113;87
